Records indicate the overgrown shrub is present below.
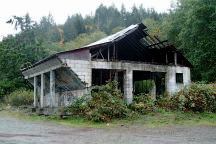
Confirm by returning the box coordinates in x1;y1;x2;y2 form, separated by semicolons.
172;84;216;112
66;82;216;122
5;89;33;107
129;93;155;114
156;92;174;110
65;95;90;116
66;81;130;122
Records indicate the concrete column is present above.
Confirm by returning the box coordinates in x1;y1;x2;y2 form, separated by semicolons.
183;67;191;87
174;52;177;65
40;73;45;108
165;52;168;64
50;70;56;107
114;71;118;81
150;80;156;100
124;69;133;104
165;67;176;95
33;76;37;107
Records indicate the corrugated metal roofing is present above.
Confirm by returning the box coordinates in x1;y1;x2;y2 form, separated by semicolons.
84;24;139;47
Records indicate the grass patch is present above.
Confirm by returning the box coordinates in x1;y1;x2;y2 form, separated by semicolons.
0;109;215;128
120;111;216;127
108;109;216;128
0;110;108;128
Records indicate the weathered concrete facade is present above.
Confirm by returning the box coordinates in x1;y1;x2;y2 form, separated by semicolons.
166;66;191;94
22;23;192;111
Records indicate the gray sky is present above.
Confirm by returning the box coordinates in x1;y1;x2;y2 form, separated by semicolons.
0;0;174;40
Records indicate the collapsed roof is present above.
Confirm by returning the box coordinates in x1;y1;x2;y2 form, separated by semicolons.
22;23;192;72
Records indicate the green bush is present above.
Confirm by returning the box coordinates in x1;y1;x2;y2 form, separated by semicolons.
66;82;216;122
65;95;90;116
66;81;130;122
129;93;155;114
156;92;174;110
172;84;216;112
5;89;33;107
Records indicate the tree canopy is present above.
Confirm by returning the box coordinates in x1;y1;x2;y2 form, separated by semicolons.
164;0;216;82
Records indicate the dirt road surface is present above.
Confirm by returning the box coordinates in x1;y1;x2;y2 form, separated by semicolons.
0;114;216;144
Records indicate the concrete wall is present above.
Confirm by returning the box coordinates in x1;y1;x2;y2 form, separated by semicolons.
58;49;90;61
42;49;92;108
91;60;191;102
42;59;190;106
22;57;62;79
58;89;90;106
30;57;191;108
59;49;92;87
43;89;89;107
64;60;92;87
91;61;167;72
165;66;191;94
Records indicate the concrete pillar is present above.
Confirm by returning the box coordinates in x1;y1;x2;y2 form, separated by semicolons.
150;80;156;100
183;67;191;87
114;71;118;81
165;52;168;64
40;73;45;108
124;69;133;104
33;76;37;107
50;70;56;107
165;67;176;95
174;52;177;65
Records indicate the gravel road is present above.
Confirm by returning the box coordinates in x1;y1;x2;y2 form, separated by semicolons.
0;113;216;144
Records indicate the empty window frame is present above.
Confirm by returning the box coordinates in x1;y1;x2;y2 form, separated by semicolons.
176;73;183;83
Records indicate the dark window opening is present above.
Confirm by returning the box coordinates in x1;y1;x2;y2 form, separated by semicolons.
167;51;174;65
91;69;124;92
176;73;183;83
133;71;165;96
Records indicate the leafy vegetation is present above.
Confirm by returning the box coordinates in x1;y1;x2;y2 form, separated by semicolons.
0;81;215;124
65;81;131;122
156;92;173;110
134;80;154;94
65;82;216;122
172;84;216;112
5;89;33;107
163;0;216;82
0;14;48;98
1;108;216;128
129;93;155;114
63;31;107;50
87;81;131;122
156;83;216;113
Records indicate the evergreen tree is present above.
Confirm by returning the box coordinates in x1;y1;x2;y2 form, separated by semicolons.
165;0;216;81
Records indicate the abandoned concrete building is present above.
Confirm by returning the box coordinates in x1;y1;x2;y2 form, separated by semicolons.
22;23;192;110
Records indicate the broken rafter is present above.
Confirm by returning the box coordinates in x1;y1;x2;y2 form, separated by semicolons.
99;48;104;60
146;40;168;49
147;35;161;49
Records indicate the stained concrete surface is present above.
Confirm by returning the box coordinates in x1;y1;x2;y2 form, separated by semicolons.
0;114;215;144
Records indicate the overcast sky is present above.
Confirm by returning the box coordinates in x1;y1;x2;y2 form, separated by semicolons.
0;0;174;40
